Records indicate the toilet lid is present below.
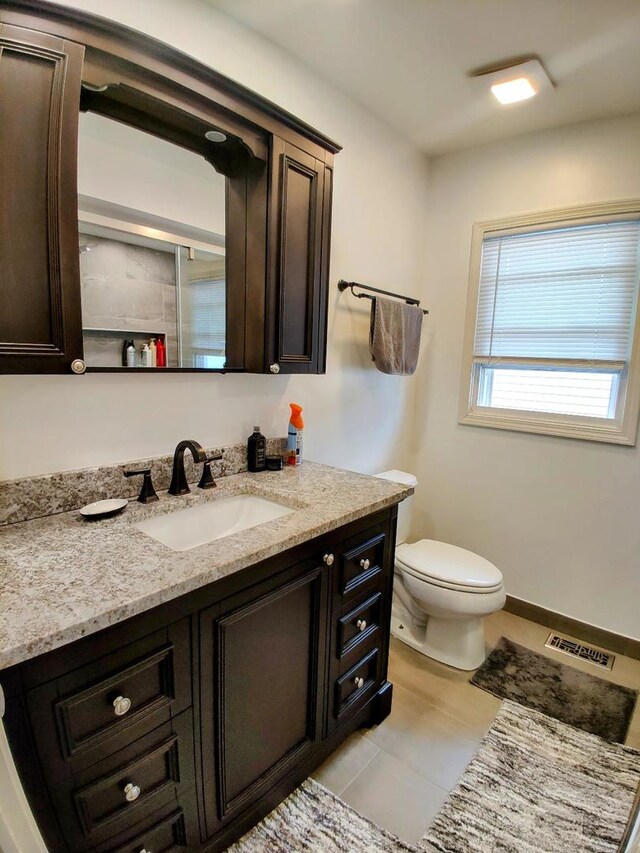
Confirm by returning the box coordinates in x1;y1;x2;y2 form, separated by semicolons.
396;540;503;591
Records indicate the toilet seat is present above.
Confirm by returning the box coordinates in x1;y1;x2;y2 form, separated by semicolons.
396;540;503;594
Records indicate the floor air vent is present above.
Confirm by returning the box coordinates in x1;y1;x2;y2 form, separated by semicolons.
545;633;615;670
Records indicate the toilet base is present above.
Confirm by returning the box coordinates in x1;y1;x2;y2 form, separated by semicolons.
391;598;487;671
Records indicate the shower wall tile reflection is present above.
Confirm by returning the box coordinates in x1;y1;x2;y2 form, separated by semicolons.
81;235;178;367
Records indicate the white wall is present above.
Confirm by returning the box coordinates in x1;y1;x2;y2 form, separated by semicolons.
415;113;640;640
0;0;428;480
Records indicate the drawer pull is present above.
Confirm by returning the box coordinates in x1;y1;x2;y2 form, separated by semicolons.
353;676;364;689
323;553;335;566
356;619;367;632
113;695;132;716
124;782;141;802
360;558;371;571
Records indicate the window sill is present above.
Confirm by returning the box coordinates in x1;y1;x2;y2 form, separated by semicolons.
459;407;636;445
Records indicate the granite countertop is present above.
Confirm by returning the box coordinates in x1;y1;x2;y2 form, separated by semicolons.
0;462;411;670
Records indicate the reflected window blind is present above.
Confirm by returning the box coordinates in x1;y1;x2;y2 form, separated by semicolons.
474;220;640;365
189;278;226;353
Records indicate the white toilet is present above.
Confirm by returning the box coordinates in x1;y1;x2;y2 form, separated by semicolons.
376;470;506;671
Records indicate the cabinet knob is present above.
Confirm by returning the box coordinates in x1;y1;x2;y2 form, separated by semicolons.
113;695;132;716
360;558;371;571
356;619;367;632
124;782;141;802
70;358;86;375
353;676;364;689
269;363;280;374
323;553;334;566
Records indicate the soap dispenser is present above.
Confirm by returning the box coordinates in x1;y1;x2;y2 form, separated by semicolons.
247;425;266;472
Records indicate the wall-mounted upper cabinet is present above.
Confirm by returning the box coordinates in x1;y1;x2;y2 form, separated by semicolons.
0;23;85;373
0;1;340;375
266;142;333;375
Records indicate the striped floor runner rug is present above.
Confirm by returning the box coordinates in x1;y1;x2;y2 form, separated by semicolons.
230;700;639;853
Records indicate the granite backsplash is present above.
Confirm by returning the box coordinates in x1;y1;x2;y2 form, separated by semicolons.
0;437;287;526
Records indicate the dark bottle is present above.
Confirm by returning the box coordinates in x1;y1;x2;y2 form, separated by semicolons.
247;425;266;472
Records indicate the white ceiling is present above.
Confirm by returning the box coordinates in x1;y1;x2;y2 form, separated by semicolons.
206;0;640;155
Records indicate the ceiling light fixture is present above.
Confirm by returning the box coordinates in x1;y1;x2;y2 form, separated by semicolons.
470;57;554;106
205;129;227;143
491;77;536;105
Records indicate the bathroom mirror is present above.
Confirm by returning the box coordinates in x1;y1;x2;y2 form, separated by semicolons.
77;112;228;370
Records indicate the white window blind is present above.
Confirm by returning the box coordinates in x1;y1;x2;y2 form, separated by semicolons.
187;278;226;354
460;205;640;443
474;220;640;364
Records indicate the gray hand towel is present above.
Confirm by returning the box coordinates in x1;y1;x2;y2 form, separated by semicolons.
369;297;423;375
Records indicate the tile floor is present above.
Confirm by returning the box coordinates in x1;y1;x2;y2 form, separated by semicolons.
311;608;640;847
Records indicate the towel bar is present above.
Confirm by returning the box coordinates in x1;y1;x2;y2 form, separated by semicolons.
337;279;428;314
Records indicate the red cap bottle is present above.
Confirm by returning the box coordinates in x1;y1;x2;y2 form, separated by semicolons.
156;337;166;367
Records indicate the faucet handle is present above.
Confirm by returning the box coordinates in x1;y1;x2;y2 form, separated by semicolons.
198;454;223;490
124;468;159;503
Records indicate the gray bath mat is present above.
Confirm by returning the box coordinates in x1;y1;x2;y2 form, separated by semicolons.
421;700;640;853
471;636;637;743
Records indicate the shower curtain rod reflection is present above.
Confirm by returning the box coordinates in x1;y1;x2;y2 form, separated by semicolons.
337;279;428;314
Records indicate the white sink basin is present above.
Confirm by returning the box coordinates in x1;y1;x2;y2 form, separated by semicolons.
135;494;295;552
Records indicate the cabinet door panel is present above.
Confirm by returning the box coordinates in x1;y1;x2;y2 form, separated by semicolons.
0;24;84;373
200;558;327;835
279;156;319;361
268;140;327;374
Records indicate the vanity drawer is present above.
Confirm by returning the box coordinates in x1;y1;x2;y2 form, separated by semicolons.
337;591;382;659
56;644;177;759
334;647;379;719
27;621;191;778
340;531;386;596
50;711;195;850
97;787;200;853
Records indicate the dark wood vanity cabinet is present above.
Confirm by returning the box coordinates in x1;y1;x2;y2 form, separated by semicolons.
0;1;339;376
1;507;397;852
199;556;328;837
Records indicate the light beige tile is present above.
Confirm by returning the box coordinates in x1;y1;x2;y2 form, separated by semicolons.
388;638;500;735
484;609;551;652
311;731;380;796
363;683;482;790
340;748;449;846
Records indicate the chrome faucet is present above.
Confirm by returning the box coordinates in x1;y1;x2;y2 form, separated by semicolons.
168;439;207;496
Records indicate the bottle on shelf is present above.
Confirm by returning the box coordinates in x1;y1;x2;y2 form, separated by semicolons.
141;343;151;367
126;340;136;368
149;338;157;367
156;336;166;368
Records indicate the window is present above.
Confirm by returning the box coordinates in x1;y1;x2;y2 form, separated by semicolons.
177;245;226;369
459;202;640;444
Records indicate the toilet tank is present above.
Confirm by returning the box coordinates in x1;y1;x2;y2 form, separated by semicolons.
375;470;417;545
